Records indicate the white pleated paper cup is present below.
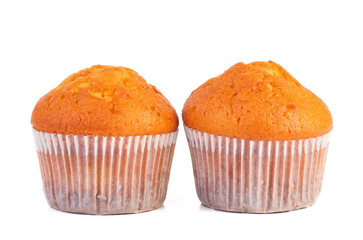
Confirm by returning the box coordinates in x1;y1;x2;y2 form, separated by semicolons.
184;125;331;213
33;129;178;215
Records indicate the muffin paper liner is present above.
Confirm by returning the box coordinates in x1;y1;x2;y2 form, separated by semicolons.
33;129;178;215
184;125;330;213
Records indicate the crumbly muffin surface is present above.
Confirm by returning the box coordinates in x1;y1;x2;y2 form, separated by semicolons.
32;65;178;136
183;61;332;140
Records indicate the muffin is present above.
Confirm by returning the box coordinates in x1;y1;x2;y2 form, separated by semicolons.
32;65;178;214
183;61;332;213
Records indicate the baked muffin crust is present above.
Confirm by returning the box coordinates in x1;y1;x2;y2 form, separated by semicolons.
183;61;332;140
32;65;178;136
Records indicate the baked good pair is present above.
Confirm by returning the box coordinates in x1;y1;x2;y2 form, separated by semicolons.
32;61;332;214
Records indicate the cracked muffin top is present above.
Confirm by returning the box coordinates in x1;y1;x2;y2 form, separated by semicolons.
31;65;178;136
182;61;332;140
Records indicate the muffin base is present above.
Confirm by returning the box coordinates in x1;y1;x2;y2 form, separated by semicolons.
33;129;178;215
49;202;164;215
184;125;330;213
201;201;315;214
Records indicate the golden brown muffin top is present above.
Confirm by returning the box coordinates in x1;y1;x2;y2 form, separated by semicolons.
32;65;178;136
183;61;332;140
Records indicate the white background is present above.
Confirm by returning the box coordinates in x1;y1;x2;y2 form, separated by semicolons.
1;0;362;239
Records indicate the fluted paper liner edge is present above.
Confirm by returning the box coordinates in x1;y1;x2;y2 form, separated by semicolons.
184;125;330;213
33;129;178;215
